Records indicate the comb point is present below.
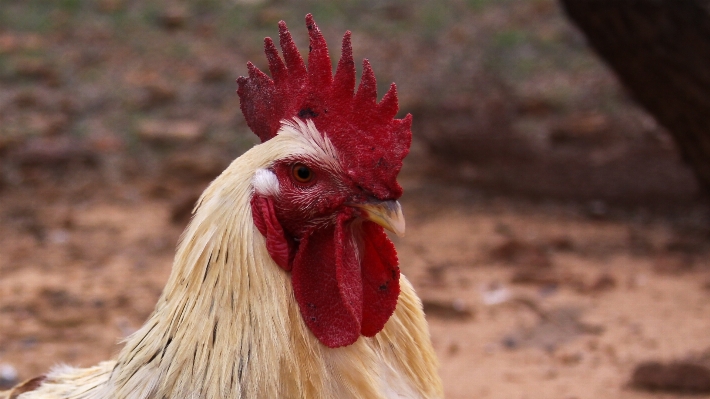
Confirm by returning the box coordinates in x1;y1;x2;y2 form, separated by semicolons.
355;59;377;106
378;83;399;119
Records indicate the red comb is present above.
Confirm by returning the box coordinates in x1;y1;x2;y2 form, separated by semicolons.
237;14;411;199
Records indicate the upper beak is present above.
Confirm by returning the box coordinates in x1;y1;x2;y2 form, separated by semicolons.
351;200;406;237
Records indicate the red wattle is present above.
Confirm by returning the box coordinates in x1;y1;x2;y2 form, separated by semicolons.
252;197;402;347
291;213;363;348
251;196;293;271
359;221;400;336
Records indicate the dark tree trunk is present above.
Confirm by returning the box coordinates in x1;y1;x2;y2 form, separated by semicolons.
560;0;710;193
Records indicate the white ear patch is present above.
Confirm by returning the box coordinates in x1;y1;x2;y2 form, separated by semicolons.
253;168;280;197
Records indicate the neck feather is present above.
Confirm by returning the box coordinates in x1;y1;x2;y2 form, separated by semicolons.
101;139;324;398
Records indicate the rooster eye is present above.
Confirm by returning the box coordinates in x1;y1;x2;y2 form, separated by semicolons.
291;163;314;184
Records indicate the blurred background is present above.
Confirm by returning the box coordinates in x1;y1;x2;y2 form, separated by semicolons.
1;1;709;398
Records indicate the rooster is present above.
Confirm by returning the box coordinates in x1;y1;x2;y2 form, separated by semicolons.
2;14;443;399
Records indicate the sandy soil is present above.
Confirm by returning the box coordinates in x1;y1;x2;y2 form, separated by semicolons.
399;189;710;399
1;169;710;399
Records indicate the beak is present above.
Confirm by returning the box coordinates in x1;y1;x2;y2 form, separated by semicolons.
351;200;406;237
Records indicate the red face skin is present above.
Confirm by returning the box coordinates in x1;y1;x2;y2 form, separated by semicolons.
270;158;360;237
251;156;401;348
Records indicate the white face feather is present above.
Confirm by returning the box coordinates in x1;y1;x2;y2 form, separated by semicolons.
252;168;280;197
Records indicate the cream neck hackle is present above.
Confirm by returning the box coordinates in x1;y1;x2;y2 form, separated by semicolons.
15;120;443;399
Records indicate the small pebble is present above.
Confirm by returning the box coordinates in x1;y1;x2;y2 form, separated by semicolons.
0;363;19;388
502;335;518;349
481;282;510;305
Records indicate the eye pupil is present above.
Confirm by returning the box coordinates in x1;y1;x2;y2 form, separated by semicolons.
297;167;310;179
292;163;314;183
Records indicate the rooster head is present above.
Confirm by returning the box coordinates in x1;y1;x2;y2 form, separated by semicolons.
237;14;411;348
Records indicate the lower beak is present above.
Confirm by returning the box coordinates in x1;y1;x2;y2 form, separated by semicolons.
351;200;406;237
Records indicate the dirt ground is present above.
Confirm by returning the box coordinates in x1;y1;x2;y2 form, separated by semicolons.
400;187;710;399
2;1;710;398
